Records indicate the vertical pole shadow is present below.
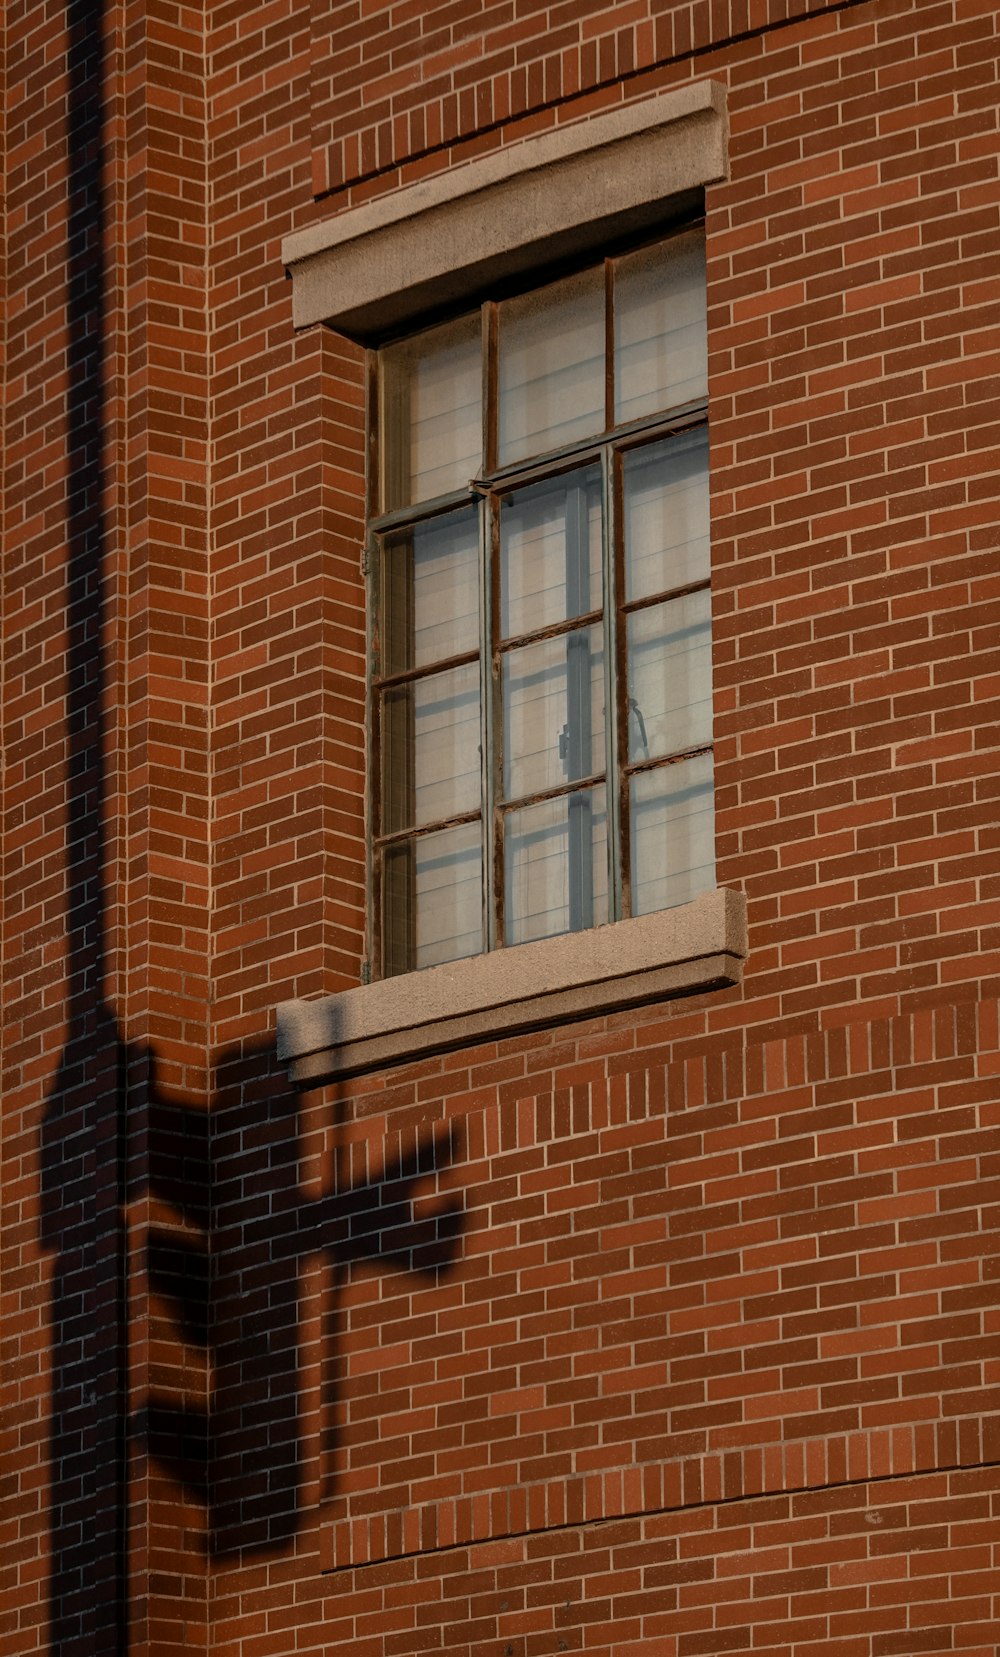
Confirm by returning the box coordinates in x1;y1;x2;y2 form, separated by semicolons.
35;0;468;1617
37;3;128;1652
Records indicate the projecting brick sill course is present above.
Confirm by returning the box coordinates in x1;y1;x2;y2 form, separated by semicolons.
321;1413;1000;1572
278;886;747;1083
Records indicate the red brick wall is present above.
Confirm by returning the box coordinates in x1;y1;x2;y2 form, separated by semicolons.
308;0;851;193
221;1467;1000;1654
313;994;1000;1578
1;0;216;1651
2;0;998;1654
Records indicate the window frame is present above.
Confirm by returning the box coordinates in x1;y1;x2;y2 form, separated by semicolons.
365;221;712;981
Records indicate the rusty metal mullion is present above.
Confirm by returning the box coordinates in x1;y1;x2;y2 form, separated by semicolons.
600;442;622;923
610;443;632;921
563;475;592;931
477;446;601;496
374;806;482;851
478;306;496;957
622;741;714;782
478;489;495;956
369;488;475;537
498;770;606;818
489;489;504;946
366;346;383;976
474;402;706;495
611;401;707;460
373;645;480;693
496;605;604;654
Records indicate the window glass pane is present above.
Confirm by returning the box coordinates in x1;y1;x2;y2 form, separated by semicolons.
614;228;707;423
379;506;480;675
382;662;480;832
500;464;602;639
626;589;712;763
630;753;714;917
503;624;604;802
383;821;482;975
505;785;608;946
623;429;709;602
380;313;482;509
498;266;605;464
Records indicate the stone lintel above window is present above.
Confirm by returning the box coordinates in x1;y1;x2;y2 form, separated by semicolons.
281;81;728;343
276;887;746;1084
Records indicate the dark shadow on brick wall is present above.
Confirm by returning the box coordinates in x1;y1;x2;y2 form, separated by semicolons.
143;1040;463;1558
38;11;464;1635
38;4;127;1653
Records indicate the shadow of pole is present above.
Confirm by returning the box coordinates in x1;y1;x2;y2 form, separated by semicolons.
37;3;129;1653
36;2;467;1632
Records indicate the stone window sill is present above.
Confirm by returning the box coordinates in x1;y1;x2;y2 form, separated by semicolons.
276;887;746;1084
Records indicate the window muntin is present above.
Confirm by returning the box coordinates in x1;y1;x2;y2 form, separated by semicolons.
369;226;712;978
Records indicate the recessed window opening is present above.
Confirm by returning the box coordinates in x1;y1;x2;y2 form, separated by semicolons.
368;224;713;978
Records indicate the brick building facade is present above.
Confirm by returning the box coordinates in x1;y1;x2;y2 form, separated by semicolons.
2;1;999;1654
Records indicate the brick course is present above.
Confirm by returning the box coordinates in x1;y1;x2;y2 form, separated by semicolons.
2;0;998;1654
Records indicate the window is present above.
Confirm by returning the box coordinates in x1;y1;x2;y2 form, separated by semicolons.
368;225;712;978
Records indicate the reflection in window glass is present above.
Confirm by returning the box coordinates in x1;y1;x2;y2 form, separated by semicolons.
499;266;605;464
623;429;709;602
382;662;481;832
630;753;714;916
372;227;713;977
383;821;482;973
500;465;602;639
380;314;481;509
615;229;707;424
626;589;712;763
505;786;608;945
503;625;605;802
380;506;480;674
